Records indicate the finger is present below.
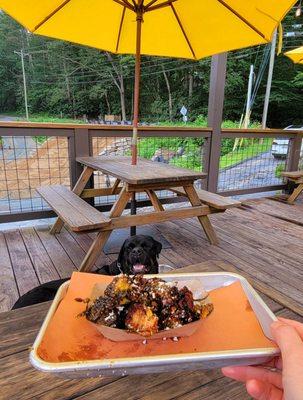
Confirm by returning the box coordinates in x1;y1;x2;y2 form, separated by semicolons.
221;366;282;388
263;356;282;370
271;322;303;381
278;317;303;339
246;379;283;400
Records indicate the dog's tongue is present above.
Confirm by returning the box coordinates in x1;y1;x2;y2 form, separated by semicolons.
133;264;146;273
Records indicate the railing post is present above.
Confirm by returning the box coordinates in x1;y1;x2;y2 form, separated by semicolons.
205;53;227;192
74;128;91;180
285;134;302;193
286;135;302;172
70;128;94;203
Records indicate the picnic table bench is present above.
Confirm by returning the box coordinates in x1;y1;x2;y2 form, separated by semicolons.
281;170;303;204
37;156;241;272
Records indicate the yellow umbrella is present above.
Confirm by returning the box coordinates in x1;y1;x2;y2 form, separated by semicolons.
0;0;296;164
285;46;303;64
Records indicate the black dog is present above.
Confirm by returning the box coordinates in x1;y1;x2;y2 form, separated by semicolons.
12;235;162;309
96;235;162;275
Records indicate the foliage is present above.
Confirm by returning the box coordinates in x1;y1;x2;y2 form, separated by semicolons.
0;10;302;127
275;163;286;178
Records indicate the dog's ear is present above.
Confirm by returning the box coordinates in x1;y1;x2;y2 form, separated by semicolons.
153;239;162;258
117;241;127;266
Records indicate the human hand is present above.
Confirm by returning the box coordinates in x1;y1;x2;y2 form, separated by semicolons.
221;318;303;400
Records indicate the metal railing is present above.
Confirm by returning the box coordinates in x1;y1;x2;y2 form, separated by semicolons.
0;121;302;223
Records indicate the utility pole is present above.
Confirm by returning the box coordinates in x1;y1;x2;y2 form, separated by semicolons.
262;29;277;129
244;64;254;128
14;49;29;120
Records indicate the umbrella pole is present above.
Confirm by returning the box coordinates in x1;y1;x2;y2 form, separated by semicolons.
130;9;143;236
131;10;142;165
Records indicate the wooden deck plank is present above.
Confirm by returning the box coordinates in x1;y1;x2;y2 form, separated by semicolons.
4;230;39;296
68;229;113;268
0;302;49;358
74;370;221;400
20;228;60;283
177;376;249;400
54;228;87;270
0;351;119;400
35;226;76;278
246;198;303;226
0;232;19;312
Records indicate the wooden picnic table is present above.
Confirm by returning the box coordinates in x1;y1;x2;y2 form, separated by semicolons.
41;156;221;272
0;260;299;400
37;156;240;272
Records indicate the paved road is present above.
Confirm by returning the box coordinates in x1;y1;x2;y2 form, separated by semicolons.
0;116;37;160
0;115;18;121
218;150;283;192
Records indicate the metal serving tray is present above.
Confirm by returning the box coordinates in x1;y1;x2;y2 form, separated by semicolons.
30;272;279;378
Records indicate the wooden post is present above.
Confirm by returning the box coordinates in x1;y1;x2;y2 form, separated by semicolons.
205;53;227;193
286;136;302;172
74;128;94;204
285;135;303;194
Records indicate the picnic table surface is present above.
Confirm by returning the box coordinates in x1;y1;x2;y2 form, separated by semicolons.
76;156;206;185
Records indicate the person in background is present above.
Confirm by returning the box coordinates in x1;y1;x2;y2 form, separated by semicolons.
222;318;303;400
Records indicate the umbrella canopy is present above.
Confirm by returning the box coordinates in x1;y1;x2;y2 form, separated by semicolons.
0;0;296;164
285;46;303;64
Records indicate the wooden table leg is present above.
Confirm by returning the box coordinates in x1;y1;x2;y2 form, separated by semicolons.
79;187;131;272
288;183;303;204
183;184;219;245
50;166;94;234
146;189;164;211
111;179;121;194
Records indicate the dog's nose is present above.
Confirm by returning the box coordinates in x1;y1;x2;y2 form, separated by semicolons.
132;247;143;256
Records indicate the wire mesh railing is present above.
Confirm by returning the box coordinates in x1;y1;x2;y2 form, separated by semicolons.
218;137;288;192
91;135;206;206
0;135;70;215
0;123;302;222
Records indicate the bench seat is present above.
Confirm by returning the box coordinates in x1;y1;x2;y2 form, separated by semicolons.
172;187;241;210
281;171;303;181
37;185;111;232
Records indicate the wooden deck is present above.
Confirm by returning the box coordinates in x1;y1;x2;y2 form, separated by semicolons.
1;196;303;400
1;197;303;315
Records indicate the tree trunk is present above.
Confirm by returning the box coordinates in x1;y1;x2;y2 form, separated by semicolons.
119;77;127;122
104;92;111;115
188;72;193;99
162;67;172;121
105;52;127;121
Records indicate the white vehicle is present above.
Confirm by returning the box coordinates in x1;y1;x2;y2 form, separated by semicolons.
271;125;303;159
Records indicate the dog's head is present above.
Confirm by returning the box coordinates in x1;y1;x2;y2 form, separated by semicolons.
117;235;162;275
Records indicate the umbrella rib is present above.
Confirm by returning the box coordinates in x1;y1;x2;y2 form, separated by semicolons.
147;0;177;12
170;4;196;59
216;0;266;40
33;0;72;32
144;0;160;10
113;0;135;12
116;7;126;52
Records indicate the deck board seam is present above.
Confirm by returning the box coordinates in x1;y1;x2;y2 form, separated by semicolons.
0;231;20;301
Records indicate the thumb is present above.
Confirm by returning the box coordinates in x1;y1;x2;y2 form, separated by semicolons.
271;321;303;376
